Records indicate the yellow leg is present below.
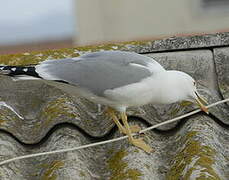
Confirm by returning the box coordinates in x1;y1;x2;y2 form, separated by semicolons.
120;112;153;153
106;108;140;134
106;108;126;133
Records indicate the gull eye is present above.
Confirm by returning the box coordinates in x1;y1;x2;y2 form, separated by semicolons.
193;81;196;86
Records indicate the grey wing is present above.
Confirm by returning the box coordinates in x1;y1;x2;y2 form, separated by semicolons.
35;51;155;96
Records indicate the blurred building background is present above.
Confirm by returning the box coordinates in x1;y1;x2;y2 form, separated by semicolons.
75;0;229;45
1;0;229;54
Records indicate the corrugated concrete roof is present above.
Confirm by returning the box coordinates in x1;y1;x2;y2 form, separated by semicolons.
0;32;228;180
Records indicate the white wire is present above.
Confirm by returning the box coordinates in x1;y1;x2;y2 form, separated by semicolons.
0;98;228;166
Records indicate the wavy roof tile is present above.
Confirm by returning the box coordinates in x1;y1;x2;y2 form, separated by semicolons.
0;32;228;180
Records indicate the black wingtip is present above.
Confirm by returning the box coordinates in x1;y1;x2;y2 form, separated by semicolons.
0;66;41;78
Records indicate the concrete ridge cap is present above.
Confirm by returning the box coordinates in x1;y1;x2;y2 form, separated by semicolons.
0;32;229;65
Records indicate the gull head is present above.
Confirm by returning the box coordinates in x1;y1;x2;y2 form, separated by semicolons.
164;71;208;113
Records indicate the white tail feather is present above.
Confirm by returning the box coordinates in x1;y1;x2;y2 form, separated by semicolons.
11;75;40;81
0;70;10;75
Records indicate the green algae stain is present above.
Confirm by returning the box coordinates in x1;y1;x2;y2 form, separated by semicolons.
0;40;150;66
37;96;78;128
0;119;5;126
0;49;76;66
166;131;220;180
0;108;19;124
79;171;86;177
180;101;193;107
169;101;193;117
41;160;64;180
169;107;180;117
107;150;142;180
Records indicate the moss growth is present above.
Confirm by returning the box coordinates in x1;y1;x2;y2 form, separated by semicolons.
0;119;5;126
145;164;150;170
166;131;220;180
180;101;193;107
169;107;180;117
134;149;140;153
37;96;78;128
169;101;193;116
41;160;64;180
107;149;142;180
0;108;19;124
219;84;229;95
79;171;86;177
0;40;150;66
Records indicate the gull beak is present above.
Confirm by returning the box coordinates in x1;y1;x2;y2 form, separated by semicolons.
194;91;208;114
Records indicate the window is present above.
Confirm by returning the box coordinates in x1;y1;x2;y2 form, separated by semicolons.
201;0;229;9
